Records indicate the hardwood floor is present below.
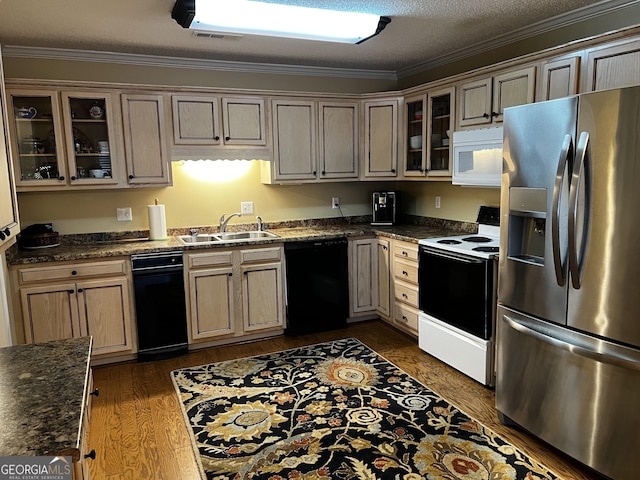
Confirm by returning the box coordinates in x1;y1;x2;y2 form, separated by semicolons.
87;320;604;479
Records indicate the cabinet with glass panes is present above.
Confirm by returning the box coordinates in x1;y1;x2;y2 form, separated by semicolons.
427;88;454;177
6;88;121;190
403;94;427;177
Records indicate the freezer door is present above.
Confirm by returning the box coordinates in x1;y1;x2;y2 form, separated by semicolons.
496;305;640;480
567;86;640;348
499;97;577;324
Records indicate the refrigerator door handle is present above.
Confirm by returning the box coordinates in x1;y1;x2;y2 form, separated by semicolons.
503;314;640;372
551;134;573;286
568;131;590;289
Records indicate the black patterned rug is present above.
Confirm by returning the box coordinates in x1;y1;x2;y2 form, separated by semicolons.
172;338;559;480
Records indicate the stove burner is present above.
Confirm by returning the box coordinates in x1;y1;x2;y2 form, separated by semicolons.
437;239;462;245
473;246;499;253
462;236;492;243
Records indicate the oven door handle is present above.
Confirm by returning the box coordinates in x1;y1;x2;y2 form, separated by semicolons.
420;248;485;264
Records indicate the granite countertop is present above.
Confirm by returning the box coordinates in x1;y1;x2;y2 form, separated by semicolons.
0;336;92;460
7;218;474;265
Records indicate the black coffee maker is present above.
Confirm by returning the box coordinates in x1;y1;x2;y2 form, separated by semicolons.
372;191;399;225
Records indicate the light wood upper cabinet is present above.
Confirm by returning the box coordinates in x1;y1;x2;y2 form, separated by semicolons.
458;66;536;126
318;100;359;179
121;93;172;185
363;97;400;178
269;98;317;181
0;52;19;249
7;88;124;190
539;56;580;101
584;38;640;92
172;94;267;146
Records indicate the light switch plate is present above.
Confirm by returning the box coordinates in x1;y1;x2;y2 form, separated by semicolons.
117;207;132;222
241;201;254;215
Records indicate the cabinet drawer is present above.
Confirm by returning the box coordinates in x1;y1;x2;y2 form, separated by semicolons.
393;240;418;261
394;302;419;334
187;250;234;269
394;258;418;285
240;246;282;264
395;281;418;308
19;260;127;284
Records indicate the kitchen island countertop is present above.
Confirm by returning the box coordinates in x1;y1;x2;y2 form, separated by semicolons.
0;336;92;460
7;221;471;265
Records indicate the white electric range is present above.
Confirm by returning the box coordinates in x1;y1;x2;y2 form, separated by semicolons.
417;206;500;386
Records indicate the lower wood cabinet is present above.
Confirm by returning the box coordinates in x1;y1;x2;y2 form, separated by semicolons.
390;239;419;337
185;245;285;346
348;237;391;319
12;258;136;361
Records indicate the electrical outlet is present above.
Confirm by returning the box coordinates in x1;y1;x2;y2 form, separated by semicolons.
435;196;441;209
241;201;254;215
332;197;340;209
116;207;132;222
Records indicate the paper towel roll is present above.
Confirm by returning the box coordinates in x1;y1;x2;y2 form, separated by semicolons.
148;204;167;240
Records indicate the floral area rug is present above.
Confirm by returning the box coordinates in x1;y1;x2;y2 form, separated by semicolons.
171;338;560;480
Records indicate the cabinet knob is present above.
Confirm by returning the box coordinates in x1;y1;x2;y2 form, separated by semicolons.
321;171;326;175
128;175;134;179
391;169;396;173
84;449;96;460
2;228;9;237
482;113;489;118
90;388;100;397
491;112;498;117
313;171;317;175
0;231;5;241
214;136;220;141
58;176;65;181
225;136;230;141
71;270;77;275
71;176;77;181
68;289;74;294
228;273;232;277
77;288;84;293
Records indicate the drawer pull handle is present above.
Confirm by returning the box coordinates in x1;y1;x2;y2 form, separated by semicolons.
90;388;99;397
402;315;408;321
402;293;408;299
84;449;96;460
402;251;408;256
402;271;408;276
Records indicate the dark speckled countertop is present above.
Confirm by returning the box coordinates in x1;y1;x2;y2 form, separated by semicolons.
7;217;474;265
0;336;92;460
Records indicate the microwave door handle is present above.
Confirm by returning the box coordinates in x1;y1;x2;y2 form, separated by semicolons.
551;134;573;286
568;131;591;289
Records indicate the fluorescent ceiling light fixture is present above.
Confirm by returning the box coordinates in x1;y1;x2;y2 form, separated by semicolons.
172;0;390;44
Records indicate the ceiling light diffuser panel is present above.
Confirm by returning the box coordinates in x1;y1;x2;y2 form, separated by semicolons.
172;0;390;44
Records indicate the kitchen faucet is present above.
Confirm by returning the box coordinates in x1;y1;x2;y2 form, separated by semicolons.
219;212;242;232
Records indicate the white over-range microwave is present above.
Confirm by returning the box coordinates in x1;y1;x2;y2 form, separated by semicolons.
452;126;503;187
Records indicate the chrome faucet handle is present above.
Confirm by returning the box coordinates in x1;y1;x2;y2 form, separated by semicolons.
189;228;199;236
256;216;263;231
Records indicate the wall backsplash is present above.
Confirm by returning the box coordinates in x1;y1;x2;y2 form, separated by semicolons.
16;162;499;235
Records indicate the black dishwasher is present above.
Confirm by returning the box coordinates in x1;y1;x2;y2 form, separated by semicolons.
284;238;349;335
131;251;188;361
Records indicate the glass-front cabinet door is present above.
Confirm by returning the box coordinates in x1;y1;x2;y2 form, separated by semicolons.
403;94;427;177
426;87;454;177
7;89;67;187
7;88;120;189
60;91;119;185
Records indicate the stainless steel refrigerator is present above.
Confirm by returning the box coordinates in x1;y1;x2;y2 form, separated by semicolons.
497;86;640;480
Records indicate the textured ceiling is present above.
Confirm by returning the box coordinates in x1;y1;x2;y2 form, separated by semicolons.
0;0;632;74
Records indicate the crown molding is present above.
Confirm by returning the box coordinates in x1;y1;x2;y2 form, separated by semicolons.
397;0;640;78
1;45;398;81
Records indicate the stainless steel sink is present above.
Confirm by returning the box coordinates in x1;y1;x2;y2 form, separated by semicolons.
176;234;221;244
216;231;279;241
175;231;279;246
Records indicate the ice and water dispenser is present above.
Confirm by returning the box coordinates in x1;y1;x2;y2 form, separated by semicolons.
507;187;548;265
